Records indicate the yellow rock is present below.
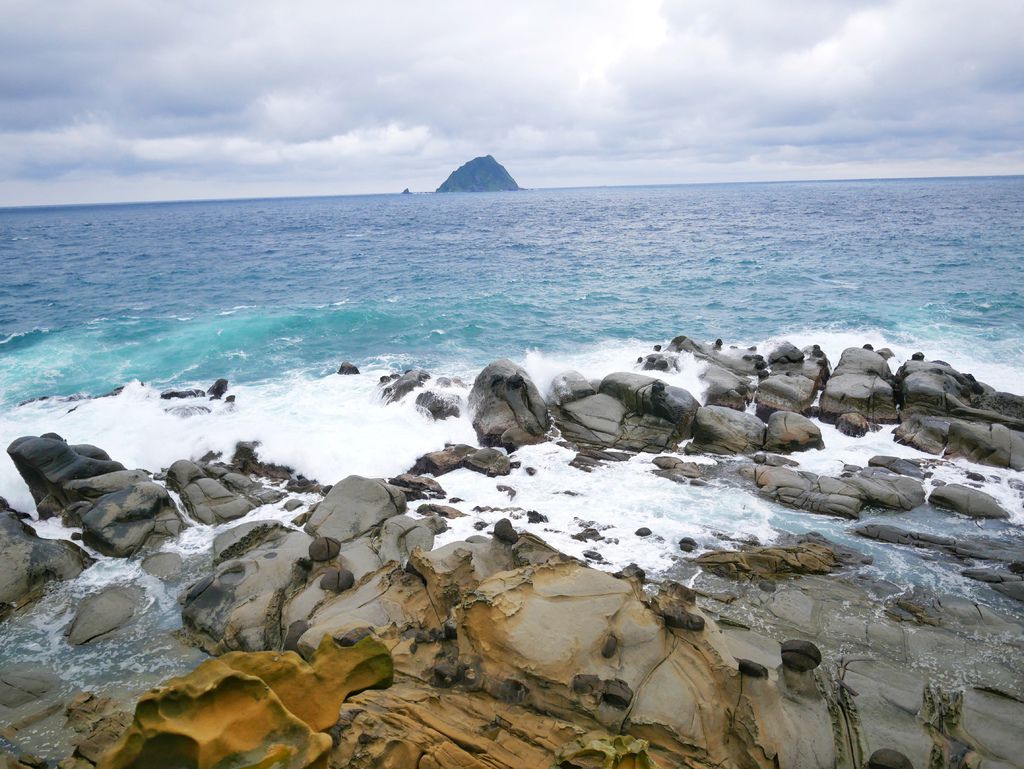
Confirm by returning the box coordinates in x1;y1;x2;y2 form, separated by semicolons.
99;636;393;769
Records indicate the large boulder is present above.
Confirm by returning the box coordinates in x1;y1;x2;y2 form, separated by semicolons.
555;373;699;453
895;359;1024;429
688;406;766;455
894;413;955;454
62;470;152;501
469;359;550;449
944;421;1024;470
99;635;392;769
771;344;831;389
182;524;313;653
548;370;597;406
7;434;125;514
929;484;1011;520
304;476;406;542
0;511;92;615
895;360;980;417
763;411;823;453
80;482;184;558
818;348;897;424
752;466;864;519
166;459;254;524
700;363;755;411
754;373;817;419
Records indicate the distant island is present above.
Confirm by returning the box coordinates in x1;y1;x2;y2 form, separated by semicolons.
436;155;520;192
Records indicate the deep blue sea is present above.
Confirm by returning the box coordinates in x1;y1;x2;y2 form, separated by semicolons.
3;177;1023;406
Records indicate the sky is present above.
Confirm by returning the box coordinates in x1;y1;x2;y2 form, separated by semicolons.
1;0;1022;206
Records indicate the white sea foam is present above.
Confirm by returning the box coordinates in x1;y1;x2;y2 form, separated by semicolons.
1;328;1021;584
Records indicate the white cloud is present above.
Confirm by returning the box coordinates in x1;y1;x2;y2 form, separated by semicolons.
0;0;1021;204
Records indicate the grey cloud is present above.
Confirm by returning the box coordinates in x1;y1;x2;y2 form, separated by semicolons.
0;0;1021;204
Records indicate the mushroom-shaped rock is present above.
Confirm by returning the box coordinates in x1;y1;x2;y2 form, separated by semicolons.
780;639;822;672
470;359;550;449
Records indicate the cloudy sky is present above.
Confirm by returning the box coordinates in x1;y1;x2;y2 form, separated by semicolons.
1;0;1021;205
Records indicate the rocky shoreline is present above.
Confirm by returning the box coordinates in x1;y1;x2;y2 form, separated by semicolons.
1;336;1022;768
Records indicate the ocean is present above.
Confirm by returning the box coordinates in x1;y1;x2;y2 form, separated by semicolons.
1;178;1023;731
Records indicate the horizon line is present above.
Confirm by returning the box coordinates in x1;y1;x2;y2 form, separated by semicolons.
2;171;1022;212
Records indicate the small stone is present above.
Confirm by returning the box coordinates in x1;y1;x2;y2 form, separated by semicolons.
492;518;518;544
635;527;652;537
663;608;705;631
780;639;822;672
582;550;604;562
571;674;601;695
208;378;229;399
526;510;548;523
965;471;985;482
283;620;308;652
283;498;303;511
836;412;870;438
319;567;355;592
911;352;925;361
572;527;603;542
678;536;697;552
308;536;341;562
601;635;618;658
337;361;360;375
336;627;373;647
600;679;633;709
867;748;914;769
615;563;646;583
737;658;769;678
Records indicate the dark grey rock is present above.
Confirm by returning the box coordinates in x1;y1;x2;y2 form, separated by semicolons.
66;586;140;645
780;639;821;671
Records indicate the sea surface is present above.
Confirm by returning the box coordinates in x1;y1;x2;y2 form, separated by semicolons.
1;178;1023;751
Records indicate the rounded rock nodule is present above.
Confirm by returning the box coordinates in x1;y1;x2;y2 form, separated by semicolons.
493;518;519;544
780;639;822;672
309;536;341;562
737;658;769;678
867;748;914;769
319;567;355;592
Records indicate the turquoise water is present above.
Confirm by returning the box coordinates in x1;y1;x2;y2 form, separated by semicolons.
3;177;1023;406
